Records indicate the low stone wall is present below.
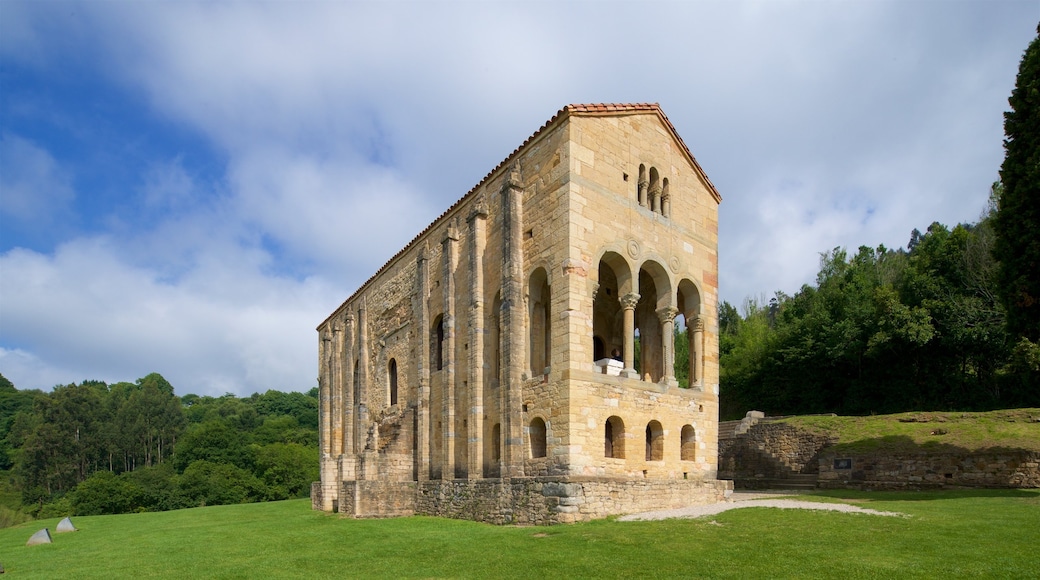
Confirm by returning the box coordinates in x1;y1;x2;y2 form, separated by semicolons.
719;421;835;481
417;477;732;525
316;476;731;525
819;450;1040;490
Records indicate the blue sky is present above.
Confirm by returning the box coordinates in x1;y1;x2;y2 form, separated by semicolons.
1;1;1036;396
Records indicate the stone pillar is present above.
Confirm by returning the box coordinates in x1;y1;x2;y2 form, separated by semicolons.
330;321;343;458
657;307;679;387
637;178;648;208
620;292;640;379
467;198;488;479
319;331;332;457
341;315;356;455
356;300;369;463
318;331;336;511
442;219;459;480
661;191;671;218
501;162;526;477
650;183;662;214
416;245;430;481
691;315;704;388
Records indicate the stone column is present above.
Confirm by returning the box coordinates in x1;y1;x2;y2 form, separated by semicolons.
416;245;430;481
318;331;335;511
442;220;459;480
340;314;356;481
467;198;488;479
657;307;679;387
620;292;640;379
638;178;649;208
501;162;526;477
661;191;671;218
691;315;704;388
330;321;343;458
649;183;662;214
319;331;332;457
356;300;369;461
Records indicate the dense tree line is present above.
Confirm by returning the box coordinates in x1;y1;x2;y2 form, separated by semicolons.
719;197;1039;419
0;372;318;520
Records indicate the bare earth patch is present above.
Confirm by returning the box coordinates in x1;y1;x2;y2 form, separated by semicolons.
618;492;906;521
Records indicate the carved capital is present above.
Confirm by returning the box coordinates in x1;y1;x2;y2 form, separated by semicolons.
689;315;705;332
503;161;523;193
656;306;678;324
649;184;662;198
444;218;460;243
468;194;489;222
620;292;640;310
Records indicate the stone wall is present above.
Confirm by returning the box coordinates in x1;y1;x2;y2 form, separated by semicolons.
415;477;732;525
819;450;1040;490
718;421;835;481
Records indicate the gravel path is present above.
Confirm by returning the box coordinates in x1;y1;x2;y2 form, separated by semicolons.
618;492;906;521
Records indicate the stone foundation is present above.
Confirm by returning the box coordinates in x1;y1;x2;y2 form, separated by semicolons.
320;477;731;525
819;450;1040;490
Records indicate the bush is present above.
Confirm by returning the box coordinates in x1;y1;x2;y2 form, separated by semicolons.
71;471;144;515
177;460;266;507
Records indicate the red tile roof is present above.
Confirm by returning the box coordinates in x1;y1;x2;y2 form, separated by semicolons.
319;103;721;329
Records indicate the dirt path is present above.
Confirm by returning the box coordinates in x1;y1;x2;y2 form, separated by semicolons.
617;491;906;521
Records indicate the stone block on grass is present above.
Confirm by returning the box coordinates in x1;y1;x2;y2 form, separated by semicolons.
56;517;77;533
26;528;51;546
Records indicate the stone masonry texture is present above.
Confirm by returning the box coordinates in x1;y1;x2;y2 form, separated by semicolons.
313;104;730;523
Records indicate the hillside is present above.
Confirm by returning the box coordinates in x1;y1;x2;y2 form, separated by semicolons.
780;408;1040;453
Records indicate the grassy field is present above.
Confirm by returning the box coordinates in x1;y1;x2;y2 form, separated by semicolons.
0;490;1037;578
780;408;1040;453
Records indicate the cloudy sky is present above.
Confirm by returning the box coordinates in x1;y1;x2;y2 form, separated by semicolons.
1;1;1036;397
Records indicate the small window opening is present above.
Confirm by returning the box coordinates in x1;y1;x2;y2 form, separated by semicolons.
530;417;547;458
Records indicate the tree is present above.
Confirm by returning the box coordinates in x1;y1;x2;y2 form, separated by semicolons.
995;24;1040;341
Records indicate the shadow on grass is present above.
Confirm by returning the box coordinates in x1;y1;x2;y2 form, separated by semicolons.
809;488;1040;502
828;434;1040;455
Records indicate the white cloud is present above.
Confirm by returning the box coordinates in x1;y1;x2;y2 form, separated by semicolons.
0;237;338;396
0;133;75;224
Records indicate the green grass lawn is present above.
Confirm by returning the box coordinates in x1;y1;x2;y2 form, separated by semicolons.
781;408;1040;453
1;490;1038;578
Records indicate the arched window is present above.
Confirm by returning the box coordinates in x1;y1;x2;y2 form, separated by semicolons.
529;268;551;375
646;420;664;461
637;164;648;207
661;177;670;218
491;423;501;462
388;358;398;406
529;417;547;458
681;425;696;461
649;166;661;214
605;416;625;459
432;315;445;371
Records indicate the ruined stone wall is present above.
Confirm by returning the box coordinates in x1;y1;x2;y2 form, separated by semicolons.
718;422;835;480
818;450;1040;490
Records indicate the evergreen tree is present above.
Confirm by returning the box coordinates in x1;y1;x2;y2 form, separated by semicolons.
995;24;1040;341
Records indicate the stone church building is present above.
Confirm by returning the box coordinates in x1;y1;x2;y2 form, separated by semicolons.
313;103;730;524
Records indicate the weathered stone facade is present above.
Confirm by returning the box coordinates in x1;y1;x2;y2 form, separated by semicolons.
313;104;729;523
